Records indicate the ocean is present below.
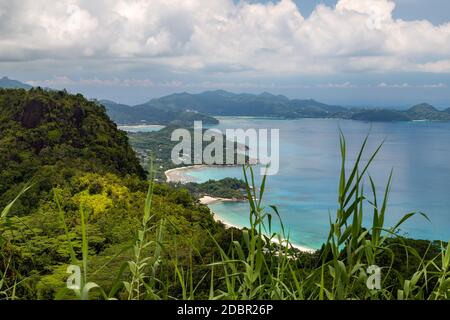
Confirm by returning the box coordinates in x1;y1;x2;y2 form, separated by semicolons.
180;117;450;250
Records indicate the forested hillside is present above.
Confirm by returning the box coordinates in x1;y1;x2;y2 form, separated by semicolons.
112;90;450;122
138;90;346;118
0;88;145;211
0;89;448;301
0;89;234;299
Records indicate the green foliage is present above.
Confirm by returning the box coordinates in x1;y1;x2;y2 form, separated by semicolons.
35;264;71;300
1;89;448;300
0;88;145;213
0;89;232;299
179;178;247;199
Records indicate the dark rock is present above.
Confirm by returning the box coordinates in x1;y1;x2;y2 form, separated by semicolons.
72;105;85;128
21;99;48;128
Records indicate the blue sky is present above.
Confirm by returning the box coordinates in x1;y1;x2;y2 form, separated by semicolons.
267;0;450;25
1;0;449;107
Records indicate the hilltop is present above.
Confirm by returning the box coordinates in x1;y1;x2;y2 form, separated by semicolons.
352;103;450;122
140;90;345;118
118;90;450;122
0;88;146;210
406;103;450;120
0;76;32;89
0;76;218;127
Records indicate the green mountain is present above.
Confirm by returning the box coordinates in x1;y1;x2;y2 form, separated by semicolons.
3;77;449;123
0;88;145;210
101;99;219;126
406;103;450;120
140;90;346;118
0;76;32;89
351;103;450;122
0;77;218;126
137;90;450;122
0;88;230;299
408;103;439;113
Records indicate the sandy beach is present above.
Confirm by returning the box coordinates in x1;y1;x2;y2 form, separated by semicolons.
165;165;209;183
165;165;240;183
165;162;258;184
199;195;243;205
200;195;315;253
166;166;315;253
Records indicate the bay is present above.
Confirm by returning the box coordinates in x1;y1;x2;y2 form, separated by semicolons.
181;117;450;250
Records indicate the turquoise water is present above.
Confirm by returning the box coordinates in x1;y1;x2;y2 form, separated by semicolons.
119;124;165;132
182;118;450;250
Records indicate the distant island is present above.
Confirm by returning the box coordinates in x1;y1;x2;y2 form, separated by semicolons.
351;103;450;122
100;99;219;127
124;90;450;123
2;76;450;124
107;90;348;123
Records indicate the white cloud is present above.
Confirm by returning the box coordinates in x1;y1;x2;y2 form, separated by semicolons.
2;0;450;75
27;76;447;90
377;82;448;88
317;82;357;88
27;76;155;87
26;76;75;87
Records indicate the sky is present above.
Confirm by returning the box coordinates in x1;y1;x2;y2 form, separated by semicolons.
1;0;450;107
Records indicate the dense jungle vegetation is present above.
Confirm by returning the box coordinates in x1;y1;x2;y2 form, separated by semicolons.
0;89;448;300
0;89;239;299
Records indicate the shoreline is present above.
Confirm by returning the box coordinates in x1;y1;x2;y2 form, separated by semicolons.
165;164;248;183
200;195;315;254
165;165;215;183
166;166;316;253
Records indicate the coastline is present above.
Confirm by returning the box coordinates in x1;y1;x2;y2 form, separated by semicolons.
165;165;214;183
165;166;316;253
165;164;247;183
200;195;315;254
